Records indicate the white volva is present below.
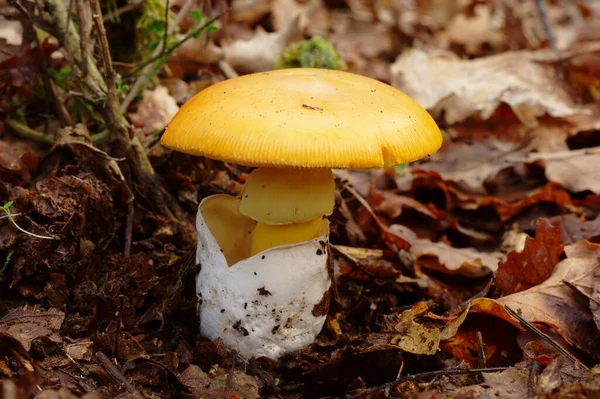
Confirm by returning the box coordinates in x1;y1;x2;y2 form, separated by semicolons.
195;197;331;360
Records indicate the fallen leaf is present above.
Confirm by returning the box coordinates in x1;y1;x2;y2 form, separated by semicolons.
406;138;528;195
592;268;600;332
438;365;530;399
549;214;600;244
442;298;522;366
391;48;584;126
271;0;327;35
175;32;224;65
495;219;563;294
539;365;600;399
0;15;22;46
543;151;600;194
129;86;179;145
498;240;600;358
434;4;505;55
392;224;502;277
179;364;260;399
223;17;300;74
0;307;64;351
332;245;400;280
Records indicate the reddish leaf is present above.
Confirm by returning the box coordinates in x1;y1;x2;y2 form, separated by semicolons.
495;219;563;294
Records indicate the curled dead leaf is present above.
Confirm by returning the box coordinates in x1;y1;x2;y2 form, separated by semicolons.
497;240;600;359
495;218;563;295
391;48;583;126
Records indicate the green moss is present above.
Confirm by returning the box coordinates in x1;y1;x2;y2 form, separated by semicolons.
276;36;347;71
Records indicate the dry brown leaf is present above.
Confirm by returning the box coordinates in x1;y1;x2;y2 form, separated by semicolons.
391;48;583;126
498;240;600;358
223;17;300;74
0;16;22;46
543;151;600;194
495;219;563;295
437;365;530;399
593;268;600;332
231;0;272;23
434;4;505;55
64;339;93;362
332;245;400;280
271;0;327;35
0;307;64;351
328;11;396;79
175;32;224;65
549;214;600;244
179;364;260;399
410;138;525;194
382;302;470;355
392;223;502;276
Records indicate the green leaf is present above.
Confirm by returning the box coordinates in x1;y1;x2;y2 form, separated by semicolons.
148;19;165;33
206;22;218;33
2;201;13;210
190;10;202;22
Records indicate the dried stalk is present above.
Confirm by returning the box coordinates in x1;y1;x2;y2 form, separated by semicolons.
33;0;182;221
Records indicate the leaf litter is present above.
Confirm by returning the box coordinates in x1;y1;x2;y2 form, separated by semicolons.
2;0;600;397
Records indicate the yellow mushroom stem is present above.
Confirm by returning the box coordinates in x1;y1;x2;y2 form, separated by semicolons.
251;218;329;256
240;167;335;255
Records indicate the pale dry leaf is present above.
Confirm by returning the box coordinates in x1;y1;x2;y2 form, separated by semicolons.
0;16;23;46
64;339;93;361
391;48;583;126
223;17;300;74
411;138;525;194
271;0;327;36
0;307;65;351
386;302;470;355
176;32;224;64
544;152;600;194
434;4;505;54
498;240;600;357
592;268;600;332
390;224;502;277
179;364;260;399
411;239;503;277
231;0;272;23
129;86;179;144
550;214;600;245
438;365;530;399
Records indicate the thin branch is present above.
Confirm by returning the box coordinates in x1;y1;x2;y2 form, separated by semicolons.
94;352;144;397
120;0;197;112
5;118;108;144
504;306;589;370
102;0;143;22
536;0;557;51
346;367;508;398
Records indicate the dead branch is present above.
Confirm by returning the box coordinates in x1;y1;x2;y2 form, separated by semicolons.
28;0;183;222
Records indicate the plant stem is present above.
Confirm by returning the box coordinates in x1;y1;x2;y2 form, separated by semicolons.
5;118;109;144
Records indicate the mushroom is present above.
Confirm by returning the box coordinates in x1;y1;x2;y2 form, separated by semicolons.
160;68;442;359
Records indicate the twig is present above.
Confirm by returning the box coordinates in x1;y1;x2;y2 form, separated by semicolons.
124;201;134;258
90;0;115;89
120;0;196;112
476;331;487;369
102;0;143;22
345;367;508;398
5;118;56;145
536;0;557;51
76;0;92;79
94;351;144;398
504;306;588;370
527;360;541;399
5;118;108;144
